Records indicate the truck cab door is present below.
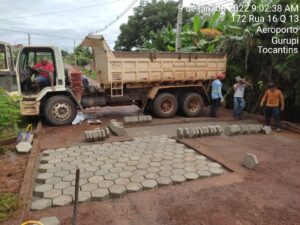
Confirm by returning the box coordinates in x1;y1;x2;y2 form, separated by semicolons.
0;43;17;92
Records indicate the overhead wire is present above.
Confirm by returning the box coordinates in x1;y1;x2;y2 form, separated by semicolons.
90;0;138;34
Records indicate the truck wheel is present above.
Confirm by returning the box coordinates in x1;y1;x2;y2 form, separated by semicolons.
44;95;77;126
153;93;178;118
180;92;204;117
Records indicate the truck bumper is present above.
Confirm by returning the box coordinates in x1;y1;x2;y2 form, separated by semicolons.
20;100;40;116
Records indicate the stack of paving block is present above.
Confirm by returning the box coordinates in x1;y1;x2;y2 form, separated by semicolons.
108;119;126;136
84;127;110;142
124;115;152;125
177;125;223;139
224;124;264;136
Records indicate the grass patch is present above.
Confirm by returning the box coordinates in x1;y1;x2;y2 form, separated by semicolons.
0;193;21;222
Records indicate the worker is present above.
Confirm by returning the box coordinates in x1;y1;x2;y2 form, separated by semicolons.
33;57;55;93
209;73;225;117
233;76;251;118
260;82;284;132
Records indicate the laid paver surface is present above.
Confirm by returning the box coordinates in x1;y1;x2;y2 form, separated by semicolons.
32;136;227;209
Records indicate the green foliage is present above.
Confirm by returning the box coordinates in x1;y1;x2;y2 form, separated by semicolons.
0;89;20;139
115;0;196;50
0;193;20;222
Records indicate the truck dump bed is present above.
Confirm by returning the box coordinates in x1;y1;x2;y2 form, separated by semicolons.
81;35;227;86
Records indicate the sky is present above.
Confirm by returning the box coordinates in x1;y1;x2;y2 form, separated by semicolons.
0;0;233;52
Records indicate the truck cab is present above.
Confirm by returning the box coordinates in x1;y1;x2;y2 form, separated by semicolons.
16;46;79;125
0;41;17;92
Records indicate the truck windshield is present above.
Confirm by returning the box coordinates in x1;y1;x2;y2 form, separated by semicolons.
0;44;7;70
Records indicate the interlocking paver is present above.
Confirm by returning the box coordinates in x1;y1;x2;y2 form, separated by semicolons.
141;180;158;189
156;177;173;186
44;189;62;199
91;188;110;200
126;182;143;192
109;184;127;198
119;171;133;178
46;177;62;185
31;199;52;210
34;184;53;197
88;176;104;183
81;183;98;192
114;177;130;185
54;182;71;190
71;179;88;186
53;195;72;206
98;180;115;188
34;136;227;209
170;175;186;184
184;172;199;180
63;174;76;182
78;191;92;202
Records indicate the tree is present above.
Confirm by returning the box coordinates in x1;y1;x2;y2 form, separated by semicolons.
115;0;195;51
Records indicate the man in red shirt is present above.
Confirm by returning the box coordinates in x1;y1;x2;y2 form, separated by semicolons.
33;57;55;93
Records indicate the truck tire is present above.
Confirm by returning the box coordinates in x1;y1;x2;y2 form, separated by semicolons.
44;95;77;126
153;93;178;118
179;92;204;117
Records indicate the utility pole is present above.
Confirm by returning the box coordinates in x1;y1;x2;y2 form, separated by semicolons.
73;40;77;66
27;33;31;46
175;0;183;52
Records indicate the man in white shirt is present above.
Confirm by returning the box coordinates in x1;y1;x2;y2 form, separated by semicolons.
233;76;251;118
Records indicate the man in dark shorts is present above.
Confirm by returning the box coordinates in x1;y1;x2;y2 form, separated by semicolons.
33;57;55;93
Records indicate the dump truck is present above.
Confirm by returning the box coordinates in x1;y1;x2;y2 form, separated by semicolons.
15;35;226;126
0;41;17;92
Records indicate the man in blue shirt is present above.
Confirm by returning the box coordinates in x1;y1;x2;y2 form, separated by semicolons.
209;73;225;117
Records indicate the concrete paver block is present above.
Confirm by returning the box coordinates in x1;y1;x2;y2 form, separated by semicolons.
31;199;52;210
62;174;76;182
263;125;272;134
170;175;186;184
156;177;173;186
119;171;133;178
114;177;130;185
36;173;54;183
54;182;71;190
91;188;110;200
177;128;184;139
39;216;60;225
34;184;53;197
184;172;199;180
81;183;98;192
244;153;259;169
104;173;119;180
88;176;104;183
141;180;158;190
45;177;62;185
130;174;145;183
207;162;221;168
224;125;241;136
53;195;72;206
208;168;224;175
98;180;115;189
43;189;62;199
125;182;143;192
95;169;109;176
55;170;70;178
109;184;127;198
78;191;92;202
109;119;126;136
71;179;88;186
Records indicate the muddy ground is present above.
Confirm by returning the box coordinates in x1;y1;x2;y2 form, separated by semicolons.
1;107;300;225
